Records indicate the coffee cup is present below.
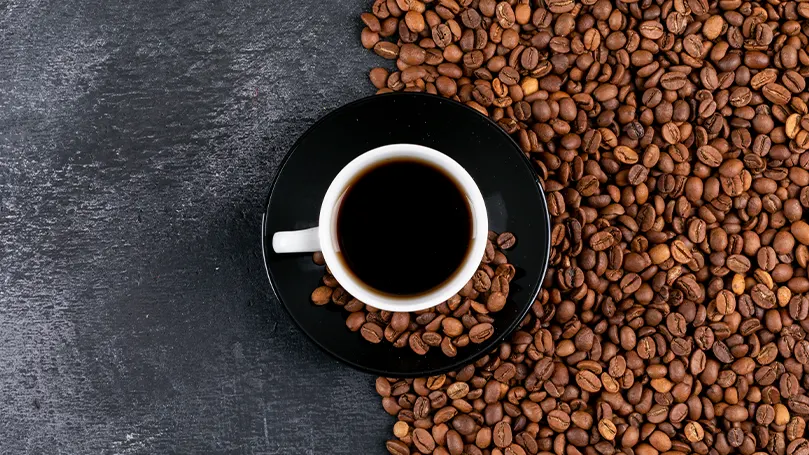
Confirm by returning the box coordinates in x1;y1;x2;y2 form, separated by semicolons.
271;143;488;312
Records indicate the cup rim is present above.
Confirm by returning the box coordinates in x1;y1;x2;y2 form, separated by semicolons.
318;143;489;312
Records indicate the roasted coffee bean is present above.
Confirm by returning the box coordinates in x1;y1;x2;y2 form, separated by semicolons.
575;370;601;393
497;232;516;250
469;323;494;343
412;428;435;454
386;439;410;455
787;417;806;441
311;286;333;305
493;421;512;448
763;83;791;105
361;322;384;343
374;41;400;59
545;409;569;431
598;419;617;440
495;2;515;28
472;270;491;292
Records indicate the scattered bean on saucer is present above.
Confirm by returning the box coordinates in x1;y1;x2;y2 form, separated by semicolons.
310;231;518;356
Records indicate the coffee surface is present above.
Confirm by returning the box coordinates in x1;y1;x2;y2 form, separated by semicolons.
336;159;472;295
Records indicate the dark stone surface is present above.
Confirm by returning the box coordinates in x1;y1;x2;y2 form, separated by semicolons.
0;0;393;452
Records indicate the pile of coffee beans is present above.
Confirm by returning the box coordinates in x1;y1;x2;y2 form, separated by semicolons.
379;308;582;455
311;232;518;356
359;0;809;454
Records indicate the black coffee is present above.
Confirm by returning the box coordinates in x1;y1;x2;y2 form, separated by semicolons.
336;159;473;296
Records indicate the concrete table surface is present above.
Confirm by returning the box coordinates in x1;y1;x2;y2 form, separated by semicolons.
1;0;393;453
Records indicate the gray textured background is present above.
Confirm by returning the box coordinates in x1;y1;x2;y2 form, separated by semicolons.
0;0;393;453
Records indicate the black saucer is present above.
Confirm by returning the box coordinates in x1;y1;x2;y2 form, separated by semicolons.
262;93;550;377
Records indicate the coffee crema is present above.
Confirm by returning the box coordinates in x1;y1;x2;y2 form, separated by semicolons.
335;159;473;296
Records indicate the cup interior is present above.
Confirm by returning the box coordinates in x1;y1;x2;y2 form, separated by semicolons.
318;144;488;312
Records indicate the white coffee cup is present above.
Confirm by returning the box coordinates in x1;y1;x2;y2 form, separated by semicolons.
271;144;488;312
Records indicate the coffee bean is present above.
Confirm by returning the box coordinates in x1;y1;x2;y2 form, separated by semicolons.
752;283;776;309
795;340;809;366
344;311;365;331
374;41;400;59
546;0;574;13
426;375;446;391
494;264;515;281
498;66;519;86
361;322;384;343
451;414;476;436
598;419;617;440
700;66;719;90
544;409;569;431
670;240;692;263
431;24;452;48
788;439;809;455
685;421;704;442
421;331;442;347
593;84;617;102
763;83;791;105
433;406;457;426
371;0;390;18
619;273;641;294
526;357;551;384
311;286;333;305
793;221;809;245
726;254;751;273
661;122;681;144
445;382;468;400
361;27;381;49
469;323;494;343
793;297;809;321
589;231;615;251
791;396;809;416
520;47;539;70
613;146;638;164
495;2;515;28
386;439;411;455
637;336;656;359
660;72;688;90
496;232;516;250
459;9;481;28
462;51;485;70
666;313;687;337
471;84;493;106
575;370;601;393
389;312;411;332
369;67;392;90
409;333;429;354
493;420;512;448
411;428;435;454
788;417;807;440
638;20;664;39
471;270;491;292
517;401;539;423
696;145;722;167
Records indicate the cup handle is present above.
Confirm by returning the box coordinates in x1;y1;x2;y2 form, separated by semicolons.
272;226;321;253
